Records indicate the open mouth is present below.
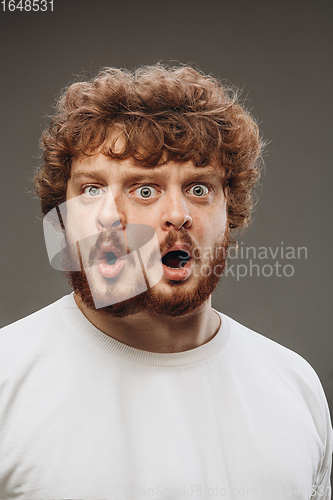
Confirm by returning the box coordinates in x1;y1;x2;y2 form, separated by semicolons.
96;246;125;279
161;250;191;269
105;251;118;265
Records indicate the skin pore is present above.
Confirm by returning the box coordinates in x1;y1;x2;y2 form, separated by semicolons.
65;153;229;353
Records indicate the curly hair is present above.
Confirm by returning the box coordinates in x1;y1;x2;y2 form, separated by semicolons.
34;64;264;229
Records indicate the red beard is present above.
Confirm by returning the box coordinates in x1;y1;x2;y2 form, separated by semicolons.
64;228;229;319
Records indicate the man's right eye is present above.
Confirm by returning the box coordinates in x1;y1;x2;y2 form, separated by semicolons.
83;186;103;197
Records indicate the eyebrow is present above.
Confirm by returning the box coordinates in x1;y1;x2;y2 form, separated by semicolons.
70;167;222;184
70;170;106;182
125;167;222;181
70;170;156;185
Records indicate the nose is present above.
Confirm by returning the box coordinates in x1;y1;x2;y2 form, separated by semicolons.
96;188;124;231
162;191;192;231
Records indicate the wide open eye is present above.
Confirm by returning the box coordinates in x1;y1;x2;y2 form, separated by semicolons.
133;186;158;198
188;184;209;196
83;186;103;197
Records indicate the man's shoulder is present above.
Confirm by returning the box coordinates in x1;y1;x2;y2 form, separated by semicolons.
220;312;333;482
218;311;324;396
1;294;72;332
218;312;332;440
0;294;74;360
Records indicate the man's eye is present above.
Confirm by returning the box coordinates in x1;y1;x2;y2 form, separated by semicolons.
83;186;103;197
134;186;157;198
189;184;209;196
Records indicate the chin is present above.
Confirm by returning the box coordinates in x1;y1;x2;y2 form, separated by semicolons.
69;260;222;319
67;234;228;319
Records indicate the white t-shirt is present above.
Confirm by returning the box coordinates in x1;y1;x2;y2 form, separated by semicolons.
0;294;332;500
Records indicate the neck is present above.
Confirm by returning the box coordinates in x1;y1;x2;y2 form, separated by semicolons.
74;295;220;353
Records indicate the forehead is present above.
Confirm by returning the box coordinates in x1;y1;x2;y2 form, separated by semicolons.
70;154;223;183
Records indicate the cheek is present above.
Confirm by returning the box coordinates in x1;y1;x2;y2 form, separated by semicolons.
65;204;97;241
195;206;228;241
213;201;228;234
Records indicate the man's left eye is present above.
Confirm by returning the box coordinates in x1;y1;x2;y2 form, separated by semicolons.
188;184;209;196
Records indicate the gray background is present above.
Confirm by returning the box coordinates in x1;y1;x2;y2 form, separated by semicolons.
0;0;332;425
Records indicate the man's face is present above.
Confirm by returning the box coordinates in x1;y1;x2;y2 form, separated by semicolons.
64;152;229;318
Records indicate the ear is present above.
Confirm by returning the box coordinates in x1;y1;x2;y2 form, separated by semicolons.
43;201;81;271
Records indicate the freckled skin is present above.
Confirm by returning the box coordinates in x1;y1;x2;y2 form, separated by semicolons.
64;154;229;353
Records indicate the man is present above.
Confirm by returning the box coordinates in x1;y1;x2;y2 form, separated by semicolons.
0;65;331;499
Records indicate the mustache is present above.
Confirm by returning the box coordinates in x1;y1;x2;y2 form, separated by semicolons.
147;228;200;270
88;230;128;266
161;230;199;257
87;227;199;270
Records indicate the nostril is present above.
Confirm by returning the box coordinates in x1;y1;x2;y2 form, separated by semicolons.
112;220;121;228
